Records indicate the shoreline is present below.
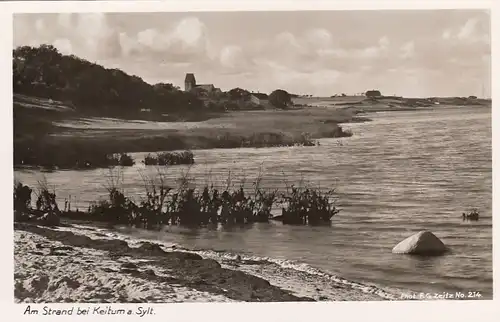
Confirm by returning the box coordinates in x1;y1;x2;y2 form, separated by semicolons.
14;221;396;302
14;222;311;303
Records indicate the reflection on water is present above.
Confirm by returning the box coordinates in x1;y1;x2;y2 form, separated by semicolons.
15;107;492;298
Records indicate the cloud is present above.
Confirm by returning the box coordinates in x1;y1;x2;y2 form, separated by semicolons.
12;11;491;97
36;13;122;60
304;28;333;49
457;18;478;39
52;38;72;55
118;16;213;64
275;32;301;49
35;19;45;33
219;45;244;68
441;17;489;44
378;36;390;49
400;41;415;58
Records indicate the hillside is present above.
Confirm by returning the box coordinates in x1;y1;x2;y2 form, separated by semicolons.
13;45;204;118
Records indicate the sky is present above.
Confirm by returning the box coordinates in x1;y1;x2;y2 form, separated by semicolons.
13;10;491;98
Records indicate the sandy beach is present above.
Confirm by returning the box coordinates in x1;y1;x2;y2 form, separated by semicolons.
14;221;394;303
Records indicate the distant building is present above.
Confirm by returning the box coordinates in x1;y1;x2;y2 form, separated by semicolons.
184;73;218;94
185;73;196;92
197;84;215;93
250;93;272;109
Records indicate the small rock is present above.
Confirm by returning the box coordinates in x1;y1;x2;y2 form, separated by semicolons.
392;230;447;256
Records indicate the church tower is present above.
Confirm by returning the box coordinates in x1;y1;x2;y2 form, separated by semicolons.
184;73;196;92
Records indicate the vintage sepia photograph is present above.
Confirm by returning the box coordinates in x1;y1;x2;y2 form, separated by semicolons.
11;6;492;305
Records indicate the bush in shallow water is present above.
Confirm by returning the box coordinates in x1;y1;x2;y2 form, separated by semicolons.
13;181;32;213
219;187;253;225
170;187;204;226
280;185;340;225
118;153;135;166
134;171;172;229
144;151;195;166
88;188;137;224
107;153;135;167
34;179;60;214
144;153;158;165
88;169;136;224
197;185;222;225
462;209;479;221
252;188;278;222
17;168;341;228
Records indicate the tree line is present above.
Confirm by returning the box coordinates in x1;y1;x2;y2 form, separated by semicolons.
13;44;204;116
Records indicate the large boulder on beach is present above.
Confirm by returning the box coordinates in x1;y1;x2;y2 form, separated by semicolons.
392;231;447;256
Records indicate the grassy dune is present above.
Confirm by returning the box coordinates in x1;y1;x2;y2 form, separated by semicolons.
293;95;491;112
52;107;359;142
14;95;360;168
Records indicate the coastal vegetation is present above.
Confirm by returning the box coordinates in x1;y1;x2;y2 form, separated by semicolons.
462;209;480;221
14;103;353;169
269;89;293;109
14;169;341;228
14;141;137;170
143;151;195;166
13;45;204;117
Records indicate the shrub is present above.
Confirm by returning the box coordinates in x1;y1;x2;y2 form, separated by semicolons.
14;182;32;212
280;185;340;225
35;179;60;214
18;169;341;228
88;169;136;224
88;188;136;224
143;151;194;166
106;153;135;167
252;188;278;222
269;89;292;109
135;171;172;229
144;154;158;165
118;153;135;166
462;209;479;221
